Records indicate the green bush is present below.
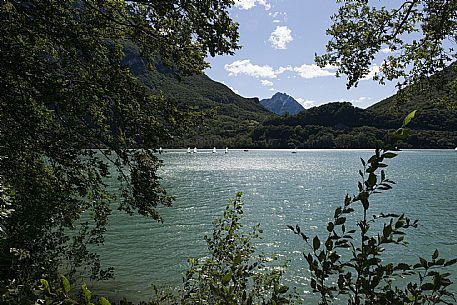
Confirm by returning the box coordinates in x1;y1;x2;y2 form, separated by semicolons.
181;192;297;305
290;149;456;304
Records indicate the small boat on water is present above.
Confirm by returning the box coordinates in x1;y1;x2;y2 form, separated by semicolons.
193;147;197;153
455;147;457;151
212;147;217;153
187;147;191;153
291;148;297;154
225;147;228;154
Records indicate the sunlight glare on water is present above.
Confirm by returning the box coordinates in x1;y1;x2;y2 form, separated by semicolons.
94;149;457;303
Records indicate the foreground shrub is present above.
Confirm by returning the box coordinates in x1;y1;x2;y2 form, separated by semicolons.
181;192;297;305
290;148;456;304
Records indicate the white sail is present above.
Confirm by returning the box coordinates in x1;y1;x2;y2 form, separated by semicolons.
225;147;228;154
213;147;216;153
193;147;197;153
187;147;191;153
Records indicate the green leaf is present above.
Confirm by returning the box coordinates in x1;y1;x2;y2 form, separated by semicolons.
327;222;334;232
334;207;342;218
432;249;439;260
419;257;428;268
98;297;111;305
277;285;289;293
313;236;321;251
383;152;397;159
234;252;242;265
39;279;50;292
359;192;369;210
421;282;434;291
403;110;417;127
392;127;410;140
60;275;71;294
444;258;457;266
310;278;317;289
335;217;346;225
325;238;334;251
222;273;232;284
367;173;377;187
81;284;92;304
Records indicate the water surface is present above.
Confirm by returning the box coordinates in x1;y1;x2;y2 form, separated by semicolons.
94;149;457;302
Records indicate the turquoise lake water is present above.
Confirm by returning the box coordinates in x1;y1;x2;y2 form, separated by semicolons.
93;149;457;302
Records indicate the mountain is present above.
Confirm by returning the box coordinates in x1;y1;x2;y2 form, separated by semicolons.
122;41;456;149
250;65;457;149
122;41;271;148
260;92;304;115
367;63;457;132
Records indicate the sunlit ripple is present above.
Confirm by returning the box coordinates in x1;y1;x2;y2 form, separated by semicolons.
93;149;457;303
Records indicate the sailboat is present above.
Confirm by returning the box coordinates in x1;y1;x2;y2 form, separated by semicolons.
158;147;163;154
187;147;191;153
225;147;228;154
212;147;217;153
193;147;197;153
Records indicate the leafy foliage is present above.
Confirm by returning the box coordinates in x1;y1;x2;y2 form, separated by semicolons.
182;193;297;305
28;194;296;305
0;0;240;301
34;275;112;305
316;0;457;92
290;148;456;304
122;41;270;149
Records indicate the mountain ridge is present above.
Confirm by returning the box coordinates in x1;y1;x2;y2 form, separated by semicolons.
260;92;304;115
124;41;456;149
122;41;271;147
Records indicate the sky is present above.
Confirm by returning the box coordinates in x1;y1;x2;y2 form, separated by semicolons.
204;0;399;109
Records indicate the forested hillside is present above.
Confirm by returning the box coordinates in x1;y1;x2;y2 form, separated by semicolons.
122;42;271;148
249;64;457;149
124;41;456;149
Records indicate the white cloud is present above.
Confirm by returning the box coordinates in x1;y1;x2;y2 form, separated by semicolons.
276;66;293;74
225;60;340;80
296;97;373;109
361;65;380;81
347;97;373;105
234;0;271;10
269;26;293;49
293;64;336;79
261;79;274;87
225;60;278;78
296;98;317;109
380;47;393;54
357;96;371;101
269;11;287;23
221;81;240;95
227;85;240;95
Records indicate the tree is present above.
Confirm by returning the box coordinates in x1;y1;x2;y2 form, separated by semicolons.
316;0;456;106
0;0;240;300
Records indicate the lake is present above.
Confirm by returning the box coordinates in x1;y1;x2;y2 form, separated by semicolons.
93;149;457;303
